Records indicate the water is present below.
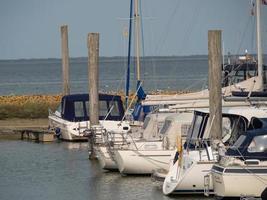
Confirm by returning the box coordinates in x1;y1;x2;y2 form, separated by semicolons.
0;56;209;95
0;140;213;200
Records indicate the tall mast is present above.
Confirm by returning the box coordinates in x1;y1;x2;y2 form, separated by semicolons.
256;0;264;90
125;0;133;108
134;0;141;82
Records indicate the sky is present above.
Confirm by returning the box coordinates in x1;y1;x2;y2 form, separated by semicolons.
0;0;267;59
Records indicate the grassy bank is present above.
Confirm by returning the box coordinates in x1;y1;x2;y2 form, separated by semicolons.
0;95;61;120
0;90;191;120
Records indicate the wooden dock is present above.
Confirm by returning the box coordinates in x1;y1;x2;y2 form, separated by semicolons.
19;129;54;142
0;118;54;142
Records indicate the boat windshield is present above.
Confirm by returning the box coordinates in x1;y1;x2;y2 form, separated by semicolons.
185;113;207;148
247;135;267;153
143;116;151;130
191;115;203;140
160;120;172;135
231;135;246;149
74;101;85;117
109;101;120;117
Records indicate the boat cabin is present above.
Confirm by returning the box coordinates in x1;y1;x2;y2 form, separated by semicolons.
59;93;125;122
226;127;267;161
184;108;267;150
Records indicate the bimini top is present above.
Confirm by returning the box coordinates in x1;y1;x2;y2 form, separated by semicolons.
226;127;267;161
61;93;124;122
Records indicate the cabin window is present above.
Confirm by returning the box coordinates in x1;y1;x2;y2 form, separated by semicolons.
249;118;263;130
62;100;66;115
109;101;120;117
85;101;89;116
226;116;247;145
99;101;108;117
143;116;151;129
222;117;232;143
248;135;267;153
231;135;246;149
74;101;85;117
191;115;203;140
160;120;172;135
181;123;191;137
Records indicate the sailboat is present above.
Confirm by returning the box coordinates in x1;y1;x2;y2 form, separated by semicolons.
163;106;267;195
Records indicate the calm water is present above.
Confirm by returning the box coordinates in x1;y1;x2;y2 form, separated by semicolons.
0;56;209;95
0;140;213;200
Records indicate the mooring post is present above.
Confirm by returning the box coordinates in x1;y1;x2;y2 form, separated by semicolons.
87;33;100;160
208;30;222;142
60;25;70;95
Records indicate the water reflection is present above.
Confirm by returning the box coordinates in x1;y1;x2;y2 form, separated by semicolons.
0;141;213;200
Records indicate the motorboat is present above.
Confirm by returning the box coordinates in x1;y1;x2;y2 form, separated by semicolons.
206;128;267;198
163;106;267;195
48;93;131;141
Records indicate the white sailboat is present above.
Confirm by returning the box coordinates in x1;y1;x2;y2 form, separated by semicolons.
163;106;267;195
114;112;193;174
95;111;174;170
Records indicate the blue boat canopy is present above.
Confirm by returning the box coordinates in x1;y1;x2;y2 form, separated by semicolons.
226;122;267;161
61;93;125;122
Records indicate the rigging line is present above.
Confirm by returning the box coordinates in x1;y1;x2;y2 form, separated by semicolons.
251;16;256;53
182;78;207;92
154;0;182;55
139;0;146;88
235;14;253;55
232;146;267;184
179;1;201;55
139;1;145;58
120;81;143;123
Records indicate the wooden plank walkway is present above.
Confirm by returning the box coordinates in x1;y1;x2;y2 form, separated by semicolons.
0;118;54;142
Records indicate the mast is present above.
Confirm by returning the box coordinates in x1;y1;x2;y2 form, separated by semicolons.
125;0;133;108
134;0;141;82
256;0;264;90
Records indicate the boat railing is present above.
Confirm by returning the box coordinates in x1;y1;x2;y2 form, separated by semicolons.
103;131;133;161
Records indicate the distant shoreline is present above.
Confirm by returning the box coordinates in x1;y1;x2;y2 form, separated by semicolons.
1;54;266;62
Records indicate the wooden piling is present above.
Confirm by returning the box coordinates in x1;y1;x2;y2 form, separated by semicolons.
61;25;70;95
208;30;222;141
87;33;100;159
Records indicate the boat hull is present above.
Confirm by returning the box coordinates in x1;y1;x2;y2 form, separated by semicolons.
115;147;174;174
212;165;267;197
49;115;130;141
163;150;216;195
96;146;118;170
163;161;214;194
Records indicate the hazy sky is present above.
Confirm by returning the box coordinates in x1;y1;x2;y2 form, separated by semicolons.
0;0;267;59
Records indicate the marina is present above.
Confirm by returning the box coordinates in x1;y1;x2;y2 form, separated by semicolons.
1;0;267;199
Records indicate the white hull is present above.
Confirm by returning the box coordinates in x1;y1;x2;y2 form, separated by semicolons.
212;166;267;197
163;151;215;195
49;114;130;141
114;142;175;174
95;146;117;170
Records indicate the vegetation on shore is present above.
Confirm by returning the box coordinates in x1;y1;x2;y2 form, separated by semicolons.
0;90;191;120
0;95;61;120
